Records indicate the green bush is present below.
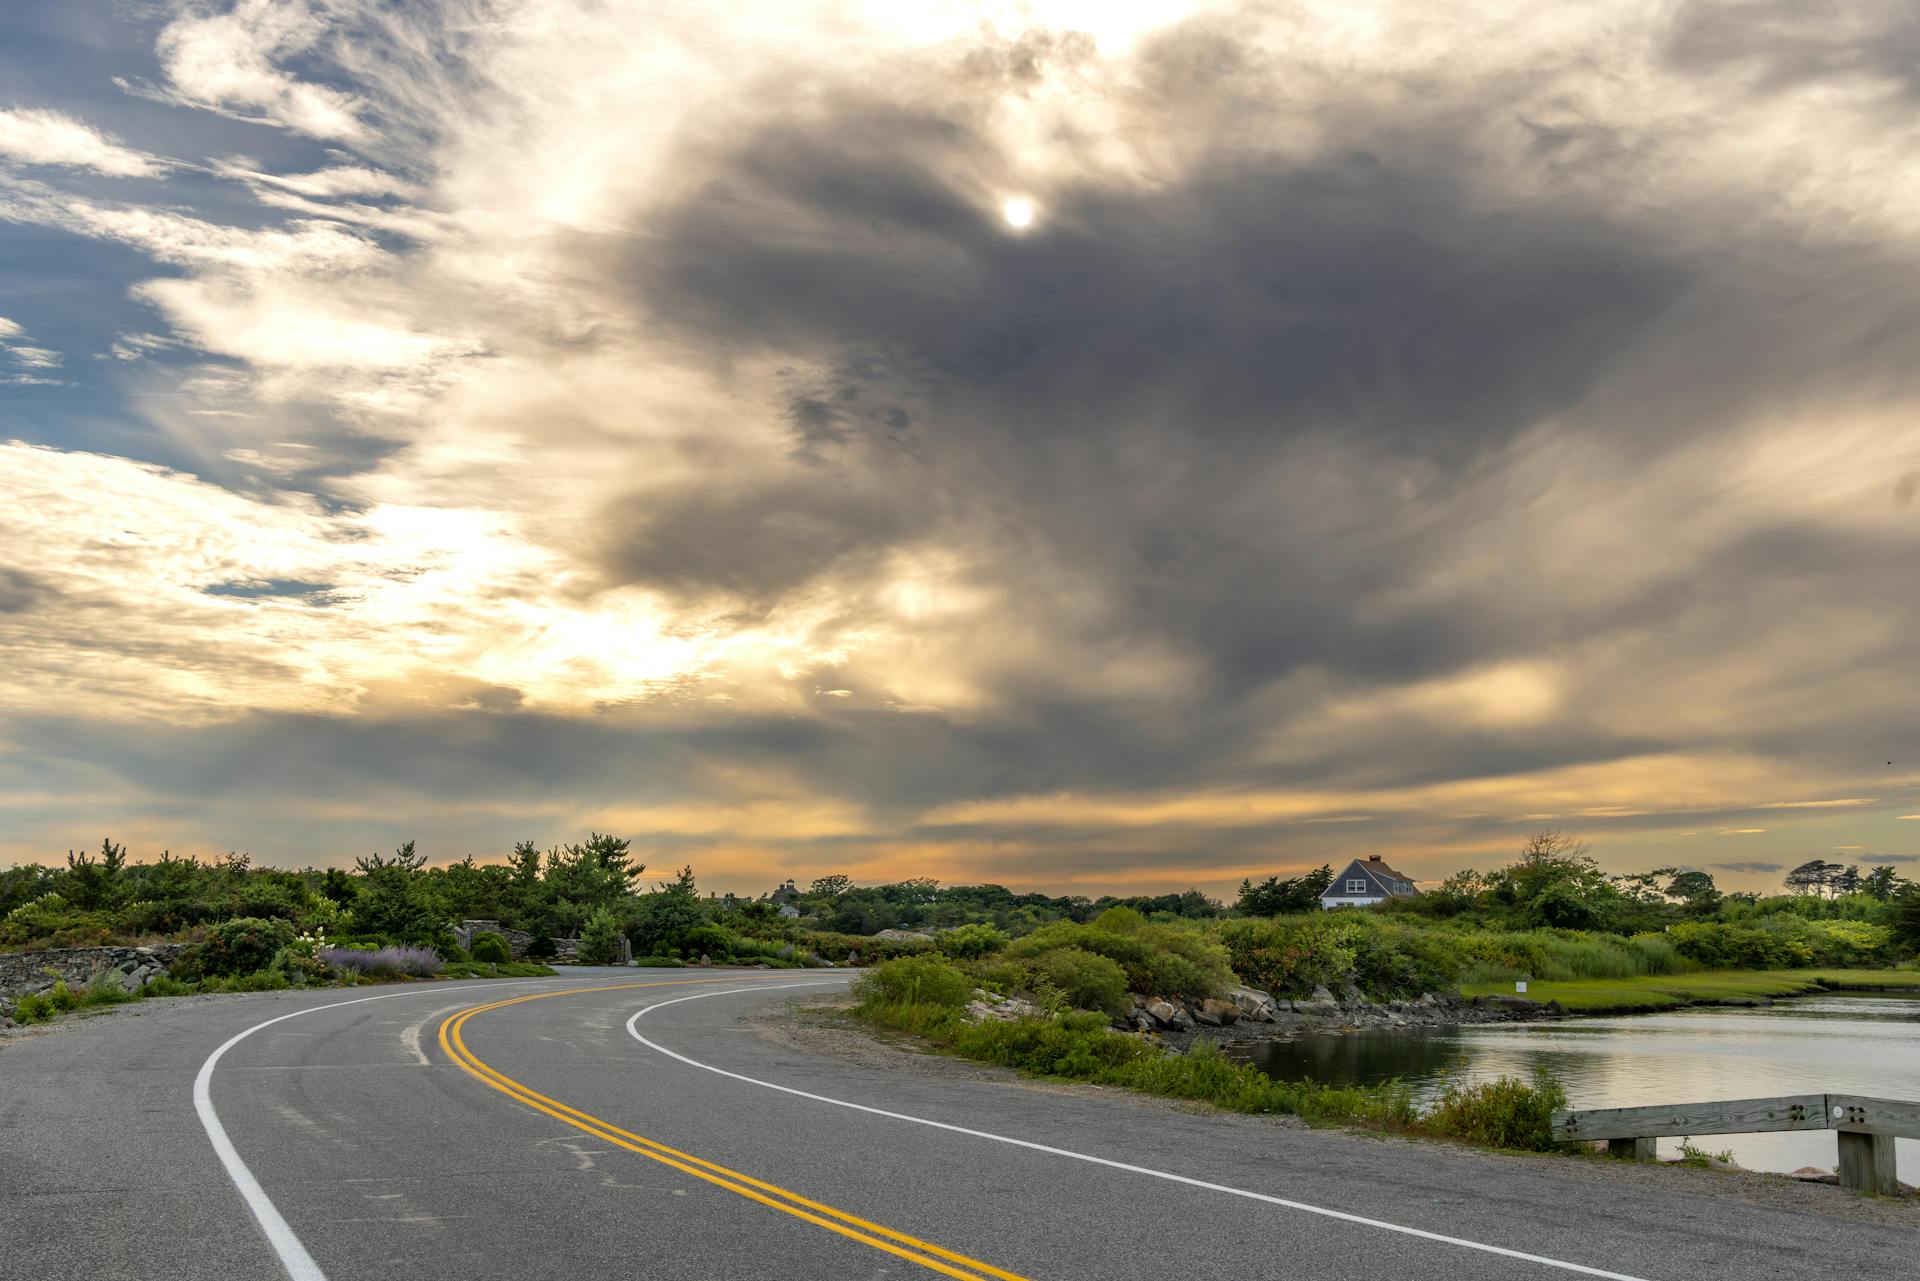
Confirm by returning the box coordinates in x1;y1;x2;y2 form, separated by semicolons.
853;956;974;1009
470;931;512;964
527;931;558;959
175;917;298;979
578;908;624;965
936;924;1009;960
1032;947;1130;1016
675;923;736;961
1008;919;1233;999
632;955;685;968
1425;1069;1569;1151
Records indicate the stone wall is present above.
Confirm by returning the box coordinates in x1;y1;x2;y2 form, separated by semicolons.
0;944;186;1005
453;920;580;962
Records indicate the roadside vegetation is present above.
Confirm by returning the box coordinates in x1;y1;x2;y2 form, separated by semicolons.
851;953;1570;1151
5;828;1916;1030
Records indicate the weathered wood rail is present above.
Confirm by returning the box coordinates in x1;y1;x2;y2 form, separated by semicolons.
1552;1093;1918;1195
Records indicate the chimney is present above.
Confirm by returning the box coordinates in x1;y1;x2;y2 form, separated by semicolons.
1368;855;1383;863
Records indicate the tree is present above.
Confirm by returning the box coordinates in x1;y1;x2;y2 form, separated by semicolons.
1893;885;1920;957
351;842;447;946
810;874;853;898
1862;867;1902;901
1236;866;1333;916
1665;870;1722;917
320;867;358;906
62;838;128;912
1487;831;1621;928
1831;864;1862;897
1784;859;1844;898
1611;867;1679;906
627;866;707;955
534;835;644;937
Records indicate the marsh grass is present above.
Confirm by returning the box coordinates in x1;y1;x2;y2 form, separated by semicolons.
1456;968;1920;1011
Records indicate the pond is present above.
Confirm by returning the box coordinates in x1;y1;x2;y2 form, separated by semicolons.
1234;991;1920;1179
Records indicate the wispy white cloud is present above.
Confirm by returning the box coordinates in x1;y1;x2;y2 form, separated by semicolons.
153;0;367;140
0;108;165;177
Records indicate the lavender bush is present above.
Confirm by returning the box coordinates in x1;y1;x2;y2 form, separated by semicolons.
320;945;443;978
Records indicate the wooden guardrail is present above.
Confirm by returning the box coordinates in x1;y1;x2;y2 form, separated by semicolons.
1552;1094;1917;1195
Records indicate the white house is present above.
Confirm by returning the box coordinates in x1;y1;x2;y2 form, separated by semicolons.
1319;855;1419;909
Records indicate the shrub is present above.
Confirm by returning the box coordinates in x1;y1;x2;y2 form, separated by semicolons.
176;917;298;979
439;961;558;979
578;908;624;965
320;945;442;979
1031;947;1130;1016
632;955;685;968
200;969;292;993
936;924;1009;960
853;956;974;1009
1425;1069;1569;1151
527;932;558;960
470;931;512;964
1008;919;1233;999
675;923;736;961
12;980;81;1023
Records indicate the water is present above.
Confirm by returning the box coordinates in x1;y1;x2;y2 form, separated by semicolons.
1235;992;1920;1179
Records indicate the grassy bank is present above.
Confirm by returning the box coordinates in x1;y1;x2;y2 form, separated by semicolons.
853;957;1570;1151
1458;968;1920;1012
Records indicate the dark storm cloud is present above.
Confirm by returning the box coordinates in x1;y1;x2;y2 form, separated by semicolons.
609;76;1693;699
0;567;54;613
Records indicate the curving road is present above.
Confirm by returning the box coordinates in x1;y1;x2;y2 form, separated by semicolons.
2;968;1914;1280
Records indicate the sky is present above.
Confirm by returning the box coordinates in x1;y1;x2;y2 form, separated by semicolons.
2;0;1918;898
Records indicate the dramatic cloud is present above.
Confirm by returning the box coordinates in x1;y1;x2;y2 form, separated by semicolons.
1;0;1918;895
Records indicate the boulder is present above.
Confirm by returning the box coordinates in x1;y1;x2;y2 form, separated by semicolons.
1144;999;1180;1027
1227;985;1280;1023
1197;998;1241;1026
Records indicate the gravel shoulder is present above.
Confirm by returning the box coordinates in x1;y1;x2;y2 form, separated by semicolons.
758;993;1920;1231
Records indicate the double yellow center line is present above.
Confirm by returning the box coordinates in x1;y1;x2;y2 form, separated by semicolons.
438;980;1031;1281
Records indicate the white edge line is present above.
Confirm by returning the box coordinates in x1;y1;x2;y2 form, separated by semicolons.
193;976;616;1281
625;984;1657;1281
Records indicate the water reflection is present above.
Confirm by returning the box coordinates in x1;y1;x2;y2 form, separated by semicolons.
1234;993;1920;1178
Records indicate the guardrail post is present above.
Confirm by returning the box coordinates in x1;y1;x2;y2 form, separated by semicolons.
1606;1138;1656;1160
1837;1131;1899;1196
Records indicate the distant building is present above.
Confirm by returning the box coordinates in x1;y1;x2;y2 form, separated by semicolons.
766;878;800;906
1320;855;1419;909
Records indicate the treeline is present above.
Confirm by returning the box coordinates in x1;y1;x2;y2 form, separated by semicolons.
5;832;1917;996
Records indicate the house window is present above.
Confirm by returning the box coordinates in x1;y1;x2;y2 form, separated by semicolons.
1346;878;1368;894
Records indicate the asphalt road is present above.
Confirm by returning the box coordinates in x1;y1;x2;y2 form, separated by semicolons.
3;969;1914;1280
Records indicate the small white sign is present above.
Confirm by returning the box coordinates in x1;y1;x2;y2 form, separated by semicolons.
1515;981;1528;994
